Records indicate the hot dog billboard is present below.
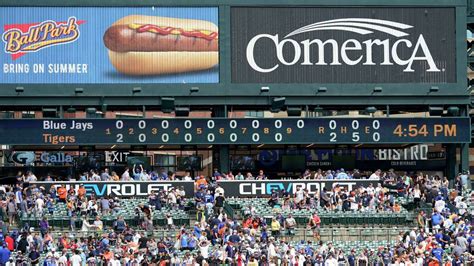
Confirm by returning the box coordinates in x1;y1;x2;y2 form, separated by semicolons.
1;7;218;83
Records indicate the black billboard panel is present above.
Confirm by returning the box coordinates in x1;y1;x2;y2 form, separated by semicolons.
231;7;456;83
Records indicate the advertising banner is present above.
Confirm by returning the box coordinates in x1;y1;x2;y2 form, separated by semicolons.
1;7;218;83
256;145;446;171
231;7;455;83
217;180;378;197
30;181;195;198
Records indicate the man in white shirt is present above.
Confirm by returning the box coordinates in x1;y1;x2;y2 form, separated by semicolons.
434;196;445;213
369;169;381;180
170;253;182;266
58;251;68;265
215;185;225;197
25;171;37;182
183;172;192;181
199;239;210;259
94;216;103;231
324;253;338;266
35;196;45;216
121;168;130;181
366;183;375;196
295;187;304;205
70;250;82;266
109;255;121;266
267;239;277;259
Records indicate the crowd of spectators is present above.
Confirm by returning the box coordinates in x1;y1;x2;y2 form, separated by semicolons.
0;168;470;265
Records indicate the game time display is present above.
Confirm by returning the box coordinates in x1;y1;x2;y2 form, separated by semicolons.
0;118;469;145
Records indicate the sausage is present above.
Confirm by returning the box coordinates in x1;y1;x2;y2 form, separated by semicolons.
103;25;218;52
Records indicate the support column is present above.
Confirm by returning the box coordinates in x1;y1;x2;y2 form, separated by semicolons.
446;144;456;182
460;143;469;174
212;106;229;174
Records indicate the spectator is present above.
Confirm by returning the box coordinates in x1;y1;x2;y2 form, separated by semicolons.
270;217;281;239
6;199;16;225
29;247;40;265
0;243;10;265
284;214;296;239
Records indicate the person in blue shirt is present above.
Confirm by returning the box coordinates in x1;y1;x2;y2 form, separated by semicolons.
150;172;158;181
347;249;356;266
460;171;469;189
431;242;444;262
180;233;189;251
431;211;443;228
187;235;197;250
336;169;349;179
212;169;222;180
325;170;333;179
194;189;205;206
204;191;214;204
260;228;268;242
100;236;110;250
452;255;464;266
435;231;443;244
304;244;314;257
132;164;143;180
468;231;474;253
0;244;11;265
159;168;168;180
193;223;202;239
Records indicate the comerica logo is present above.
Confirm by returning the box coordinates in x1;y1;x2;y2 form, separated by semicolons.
246;18;440;73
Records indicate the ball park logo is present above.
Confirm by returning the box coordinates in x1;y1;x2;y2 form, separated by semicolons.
2;17;84;60
246;18;440;73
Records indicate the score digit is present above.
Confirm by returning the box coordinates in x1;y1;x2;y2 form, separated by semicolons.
393;125;403;137
418;124;428;136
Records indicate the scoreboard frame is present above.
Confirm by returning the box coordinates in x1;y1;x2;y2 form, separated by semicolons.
0;117;469;145
0;0;468;107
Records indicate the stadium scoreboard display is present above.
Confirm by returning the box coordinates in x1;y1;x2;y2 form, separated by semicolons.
0;118;469;145
0;1;467;101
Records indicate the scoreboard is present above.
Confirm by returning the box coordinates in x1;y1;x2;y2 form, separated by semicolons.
0;118;469;145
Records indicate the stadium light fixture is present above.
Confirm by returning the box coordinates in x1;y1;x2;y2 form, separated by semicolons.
287;107;302;117
429;86;439;93
318;87;327;93
66;107;76;113
42;108;58;118
75;88;84;94
86;107;97;114
373;87;383;93
190;87;200;93
447;106;459;116
270;97;286;113
175;107;190;117
260;86;270;93
161;97;175;113
428;106;444;116
314;106;323;112
15;87;24;93
365;106;377;114
132;87;142;94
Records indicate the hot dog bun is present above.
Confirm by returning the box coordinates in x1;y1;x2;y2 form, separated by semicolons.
105;15;218;76
108;51;218;75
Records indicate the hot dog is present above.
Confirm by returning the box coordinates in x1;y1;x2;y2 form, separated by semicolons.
103;15;218;75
